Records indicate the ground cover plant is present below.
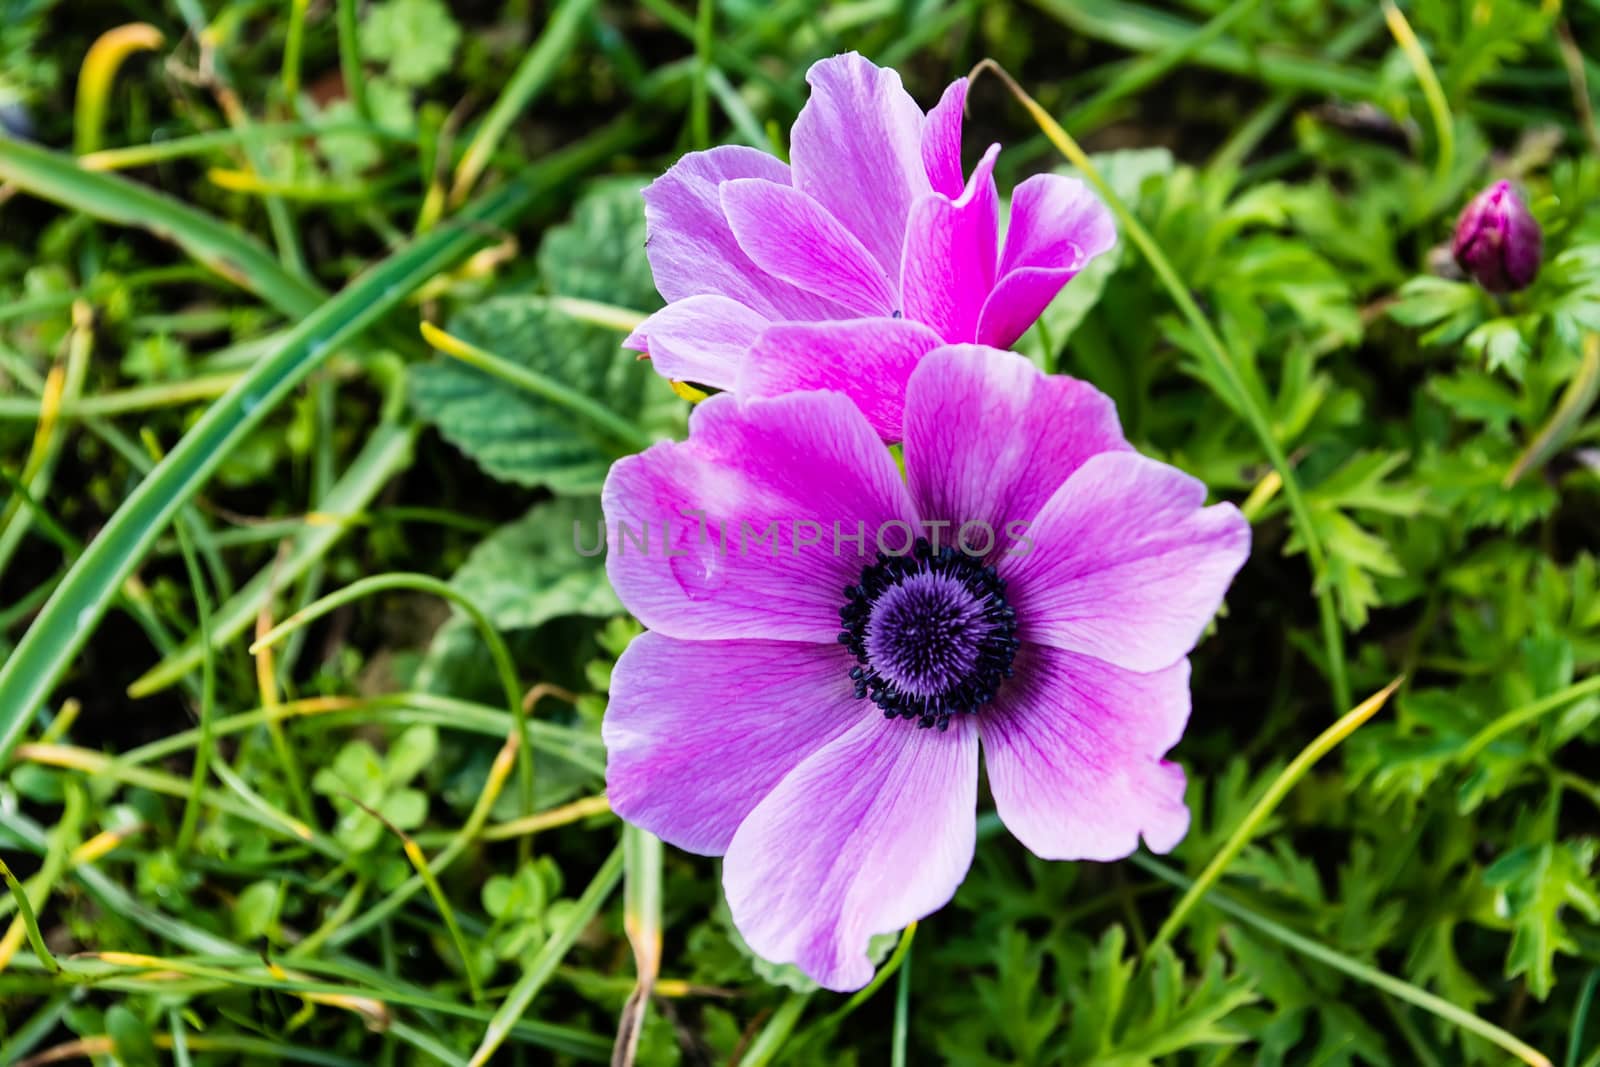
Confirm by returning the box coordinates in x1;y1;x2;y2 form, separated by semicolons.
1;1;1599;1064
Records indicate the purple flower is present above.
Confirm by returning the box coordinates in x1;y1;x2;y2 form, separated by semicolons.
625;53;1116;439
600;346;1249;991
1453;180;1542;293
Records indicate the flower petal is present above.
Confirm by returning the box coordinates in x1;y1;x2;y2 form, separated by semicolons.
603;390;920;642
738;318;945;441
625;295;768;390
900;144;1000;343
981;644;1191;860
1000;451;1250;672
902;345;1130;542
721;179;896;316
642;145;845;321
976;174;1117;348
790;52;930;280
921;77;968;198
604;633;860;855
724;715;978;991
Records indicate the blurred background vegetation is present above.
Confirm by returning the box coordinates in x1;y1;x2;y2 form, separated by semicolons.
1;0;1599;1064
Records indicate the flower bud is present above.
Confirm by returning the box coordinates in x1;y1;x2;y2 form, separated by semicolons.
1452;180;1541;293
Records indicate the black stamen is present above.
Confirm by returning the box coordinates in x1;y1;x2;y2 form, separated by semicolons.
837;537;1019;729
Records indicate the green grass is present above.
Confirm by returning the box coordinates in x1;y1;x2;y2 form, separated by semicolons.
2;1;1599;1065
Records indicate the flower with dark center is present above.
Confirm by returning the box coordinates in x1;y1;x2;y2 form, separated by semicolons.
839;541;1019;729
623;52;1115;440
601;346;1250;991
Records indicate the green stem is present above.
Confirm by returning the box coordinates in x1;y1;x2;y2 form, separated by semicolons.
1133;856;1553;1067
0;116;648;764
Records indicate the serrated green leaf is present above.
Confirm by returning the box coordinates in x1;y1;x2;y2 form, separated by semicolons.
448;496;621;631
360;0;461;86
410;297;682;492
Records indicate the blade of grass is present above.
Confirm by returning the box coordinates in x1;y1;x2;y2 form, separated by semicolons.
468;844;625;1067
0;113;646;763
976;61;1353;712
612;826;663;1067
420;320;654;452
1505;332;1600;486
335;0;368;120
1144;678;1400;959
449;0;599;206
0;135;320;315
249;572;531;827
73;23;165;155
129;423;415;697
1132;855;1553;1067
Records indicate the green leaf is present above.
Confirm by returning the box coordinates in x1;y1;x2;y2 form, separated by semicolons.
448;496;621;631
384;724;439;787
1483;840;1600;999
359;0;461;86
410;297;681;492
537;178;660;310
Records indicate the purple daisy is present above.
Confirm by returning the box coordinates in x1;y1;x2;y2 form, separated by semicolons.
624;52;1116;439
600;346;1250;991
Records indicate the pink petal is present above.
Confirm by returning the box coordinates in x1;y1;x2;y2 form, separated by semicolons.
604;633;860;855
625;295;768;390
981;644;1191;860
999;451;1250;672
900;144;1000;343
902;345;1130;542
977;174;1117;348
642;145;845;322
603;391;920;643
723;715;978;991
921;78;969;198
790;53;930;280
721;179;896;316
738;318;945;441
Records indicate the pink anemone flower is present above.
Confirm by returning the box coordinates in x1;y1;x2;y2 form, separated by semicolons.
600;346;1249;990
625;52;1116;439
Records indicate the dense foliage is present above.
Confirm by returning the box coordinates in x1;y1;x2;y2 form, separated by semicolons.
1;1;1599;1064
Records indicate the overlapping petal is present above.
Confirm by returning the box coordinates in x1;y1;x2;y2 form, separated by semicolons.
789;53;930;279
602;390;918;643
739;318;944;440
604;633;859;855
1000;451;1250;672
900;144;1000;343
625;295;768;390
981;645;1191;861
722;179;896;316
903;346;1130;543
977;174;1118;348
723;715;978;991
920;77;969;198
640;145;843;322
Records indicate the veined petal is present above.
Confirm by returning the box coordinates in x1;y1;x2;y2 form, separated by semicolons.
790;52;930;280
721;179;896;316
738;318;945;441
625;295;768;391
604;633;860;856
977;174;1117;348
724;715;978;991
903;346;1130;544
1000;451;1250;672
982;645;1191;860
642;145;845;322
603;391;919;643
901;144;1000;344
921;77;969;198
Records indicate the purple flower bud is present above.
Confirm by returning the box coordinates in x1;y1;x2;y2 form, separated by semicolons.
1452;180;1542;293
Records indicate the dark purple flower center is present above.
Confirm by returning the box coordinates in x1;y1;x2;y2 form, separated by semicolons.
838;538;1019;731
